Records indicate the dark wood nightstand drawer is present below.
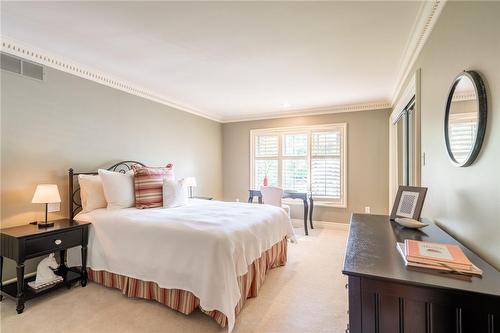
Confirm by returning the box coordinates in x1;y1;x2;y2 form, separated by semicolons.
25;229;83;257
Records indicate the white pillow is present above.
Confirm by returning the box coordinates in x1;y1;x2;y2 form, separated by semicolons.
98;169;135;209
78;174;107;213
163;179;187;208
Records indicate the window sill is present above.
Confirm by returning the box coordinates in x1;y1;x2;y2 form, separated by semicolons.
282;199;346;209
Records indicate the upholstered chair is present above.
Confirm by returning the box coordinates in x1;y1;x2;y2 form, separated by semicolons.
260;186;290;217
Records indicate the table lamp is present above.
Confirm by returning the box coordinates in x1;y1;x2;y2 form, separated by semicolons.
184;177;197;198
32;184;61;228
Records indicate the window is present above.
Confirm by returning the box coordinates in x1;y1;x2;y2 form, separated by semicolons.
250;124;346;207
254;135;279;187
282;133;308;192
448;112;478;164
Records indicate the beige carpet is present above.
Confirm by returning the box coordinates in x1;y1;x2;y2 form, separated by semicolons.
1;227;348;333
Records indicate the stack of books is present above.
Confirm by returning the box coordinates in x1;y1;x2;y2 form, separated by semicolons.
396;239;482;277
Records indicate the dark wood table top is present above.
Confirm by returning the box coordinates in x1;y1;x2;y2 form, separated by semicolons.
0;219;90;239
343;213;500;297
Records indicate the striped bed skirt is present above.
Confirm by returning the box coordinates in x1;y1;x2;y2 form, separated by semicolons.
87;237;288;327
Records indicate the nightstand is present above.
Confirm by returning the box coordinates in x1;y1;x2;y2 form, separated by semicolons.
0;219;90;314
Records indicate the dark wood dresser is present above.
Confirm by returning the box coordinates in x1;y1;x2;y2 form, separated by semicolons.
342;214;500;333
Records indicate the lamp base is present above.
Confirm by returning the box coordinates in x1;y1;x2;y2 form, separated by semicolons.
37;221;54;228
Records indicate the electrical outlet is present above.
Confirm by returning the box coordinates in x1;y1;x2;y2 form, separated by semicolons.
236;198;240;202
47;202;60;213
364;206;371;214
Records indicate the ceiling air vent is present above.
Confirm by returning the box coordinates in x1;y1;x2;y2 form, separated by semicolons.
1;52;44;80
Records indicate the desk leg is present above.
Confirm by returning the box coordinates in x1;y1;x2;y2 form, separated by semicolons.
0;256;3;301
16;262;25;314
309;197;314;229
303;199;309;236
81;245;88;287
248;195;253;203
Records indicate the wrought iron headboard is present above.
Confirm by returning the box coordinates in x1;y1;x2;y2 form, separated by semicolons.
68;160;146;219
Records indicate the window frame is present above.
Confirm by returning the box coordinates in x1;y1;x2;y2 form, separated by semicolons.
250;123;347;208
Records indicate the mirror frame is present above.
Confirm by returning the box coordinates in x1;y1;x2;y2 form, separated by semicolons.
444;70;487;167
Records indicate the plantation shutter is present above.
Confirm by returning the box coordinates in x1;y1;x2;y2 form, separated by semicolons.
311;131;342;198
448;113;478;163
254;135;279;187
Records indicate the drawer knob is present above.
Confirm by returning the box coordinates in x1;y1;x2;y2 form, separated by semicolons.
54;239;62;245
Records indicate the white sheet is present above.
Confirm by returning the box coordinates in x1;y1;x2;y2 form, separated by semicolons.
75;199;295;332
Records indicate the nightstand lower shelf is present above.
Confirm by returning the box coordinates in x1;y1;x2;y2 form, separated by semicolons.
1;267;84;302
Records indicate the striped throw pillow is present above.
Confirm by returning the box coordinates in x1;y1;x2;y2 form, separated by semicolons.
132;164;174;209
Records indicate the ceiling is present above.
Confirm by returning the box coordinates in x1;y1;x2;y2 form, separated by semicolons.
2;1;428;122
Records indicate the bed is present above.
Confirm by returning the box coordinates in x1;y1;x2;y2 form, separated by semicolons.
69;161;295;332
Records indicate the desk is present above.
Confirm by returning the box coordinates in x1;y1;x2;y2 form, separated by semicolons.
248;190;314;235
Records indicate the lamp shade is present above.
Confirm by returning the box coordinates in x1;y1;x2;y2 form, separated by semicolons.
32;184;61;204
183;177;197;187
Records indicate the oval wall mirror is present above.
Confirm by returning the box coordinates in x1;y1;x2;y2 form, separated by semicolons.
444;70;487;167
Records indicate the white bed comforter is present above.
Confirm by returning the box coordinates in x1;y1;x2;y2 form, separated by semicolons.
78;199;295;332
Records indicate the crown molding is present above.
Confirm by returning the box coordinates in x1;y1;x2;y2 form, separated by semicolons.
391;0;447;106
220;101;391;123
0;36;223;122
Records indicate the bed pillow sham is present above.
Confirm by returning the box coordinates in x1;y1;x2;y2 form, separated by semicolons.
78;174;107;213
133;164;174;209
98;169;135;209
163;178;187;208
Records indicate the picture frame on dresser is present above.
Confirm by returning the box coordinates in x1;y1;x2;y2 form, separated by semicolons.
390;185;427;221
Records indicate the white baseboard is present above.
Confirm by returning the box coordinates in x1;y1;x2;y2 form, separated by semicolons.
291;219;349;231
